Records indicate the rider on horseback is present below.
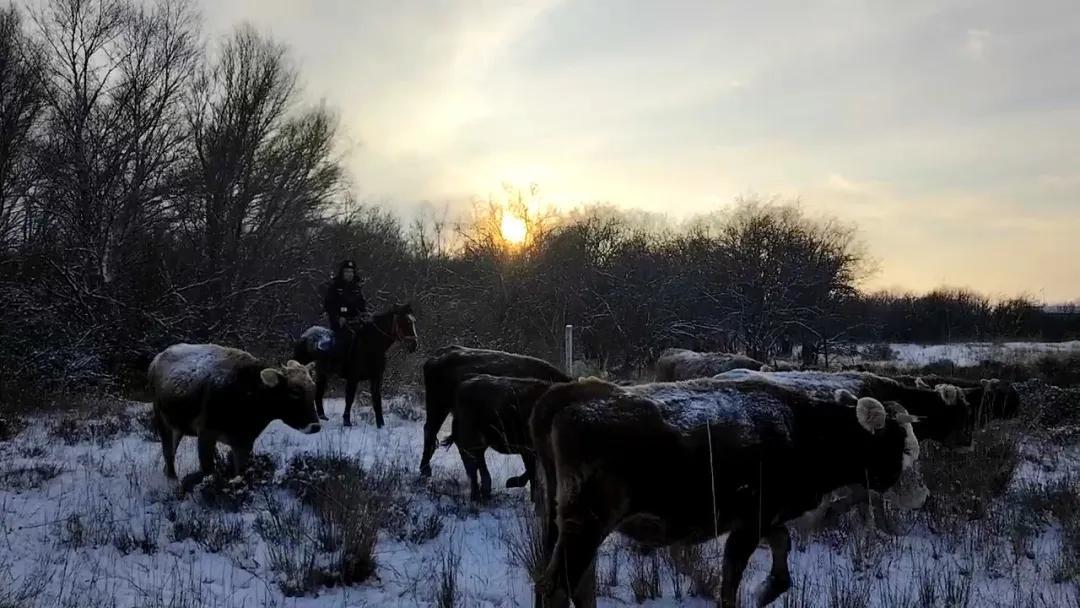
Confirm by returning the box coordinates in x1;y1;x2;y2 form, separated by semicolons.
324;260;371;359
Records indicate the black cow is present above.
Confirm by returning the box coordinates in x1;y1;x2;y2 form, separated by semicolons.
148;344;322;490
531;377;927;607
894;374;1021;422
440;374;554;501
420;345;569;477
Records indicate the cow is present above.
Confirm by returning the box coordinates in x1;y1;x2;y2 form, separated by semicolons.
420;345;569;477
530;377;928;607
893;374;1020;423
440;374;554;501
712;369;1014;535
148;344;322;490
655;348;767;381
711;369;979;449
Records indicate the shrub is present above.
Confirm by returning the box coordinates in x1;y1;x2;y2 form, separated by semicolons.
193;452;278;511
259;451;410;595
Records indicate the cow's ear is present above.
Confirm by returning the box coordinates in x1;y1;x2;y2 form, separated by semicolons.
304;361;317;374
856;397;887;432
834;389;858;406
260;368;282;387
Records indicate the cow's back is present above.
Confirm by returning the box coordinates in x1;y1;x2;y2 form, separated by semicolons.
149;343;254;403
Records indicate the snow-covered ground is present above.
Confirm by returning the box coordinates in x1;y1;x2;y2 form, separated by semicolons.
822;341;1080;369
887;341;1080;368
0;396;1077;607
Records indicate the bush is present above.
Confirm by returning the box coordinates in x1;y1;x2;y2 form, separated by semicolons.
919;427;1019;522
259;451;410;595
194;452;278;511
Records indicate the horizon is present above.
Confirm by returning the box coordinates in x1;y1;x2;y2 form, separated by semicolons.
198;0;1080;301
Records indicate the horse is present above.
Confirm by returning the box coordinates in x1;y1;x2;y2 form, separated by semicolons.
293;303;419;427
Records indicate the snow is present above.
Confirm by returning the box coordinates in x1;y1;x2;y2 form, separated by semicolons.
854;341;1080;369
0;395;1077;607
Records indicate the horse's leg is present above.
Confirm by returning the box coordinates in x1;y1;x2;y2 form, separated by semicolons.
315;368;329;421
343;377;359;427
371;373;385;429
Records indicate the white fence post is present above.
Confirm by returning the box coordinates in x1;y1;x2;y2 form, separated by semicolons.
564;324;574;375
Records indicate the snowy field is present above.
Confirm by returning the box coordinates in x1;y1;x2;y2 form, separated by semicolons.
0;395;1078;607
857;341;1080;369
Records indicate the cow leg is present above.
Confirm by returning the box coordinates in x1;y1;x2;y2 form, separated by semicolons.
755;526;792;607
719;526;759;608
540;496;605;606
458;446;483;502
231;442;253;477
343;378;359;427
476;450;492;501
181;431;217;492
371;376;385;429
154;408;179;480
315;372;329;421
508;452;535;489
420;407;450;477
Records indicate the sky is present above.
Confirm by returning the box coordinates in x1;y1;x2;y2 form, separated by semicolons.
200;0;1080;302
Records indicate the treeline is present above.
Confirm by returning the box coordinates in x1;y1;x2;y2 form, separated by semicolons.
1;0;1076;402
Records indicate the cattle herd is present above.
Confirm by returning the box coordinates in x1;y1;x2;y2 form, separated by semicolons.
146;317;1023;607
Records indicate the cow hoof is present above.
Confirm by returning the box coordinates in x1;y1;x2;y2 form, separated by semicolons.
343;417;352;427
318;413;329;421
420;465;432;478
506;476;528;489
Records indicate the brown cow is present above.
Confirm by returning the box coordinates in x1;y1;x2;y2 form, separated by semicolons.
440;374;553;501
531;377;927;607
655;348;766;381
149;344;321;490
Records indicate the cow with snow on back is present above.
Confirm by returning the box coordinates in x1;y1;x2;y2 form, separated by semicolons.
531;377;928;607
655;348;767;381
148;344;322;490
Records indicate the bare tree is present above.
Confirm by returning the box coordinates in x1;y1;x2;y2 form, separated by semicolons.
0;5;45;250
179;24;343;338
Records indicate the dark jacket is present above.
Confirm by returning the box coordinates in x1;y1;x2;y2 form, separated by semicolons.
324;272;367;331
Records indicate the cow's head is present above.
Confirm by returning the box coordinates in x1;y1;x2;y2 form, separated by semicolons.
259;360;321;434
850;395;929;511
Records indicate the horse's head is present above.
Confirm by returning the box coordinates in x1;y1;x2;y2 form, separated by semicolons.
391;303;419;352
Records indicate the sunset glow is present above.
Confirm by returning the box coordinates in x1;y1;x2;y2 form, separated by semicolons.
500;214;528;245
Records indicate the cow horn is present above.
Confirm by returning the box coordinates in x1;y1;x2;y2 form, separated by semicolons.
936;384;963;406
895;413;923;425
260;368;281;387
856;398;887;432
834;389;858;406
914;377;930;389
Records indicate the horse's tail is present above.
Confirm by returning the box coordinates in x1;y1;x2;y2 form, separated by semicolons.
439;433;455;448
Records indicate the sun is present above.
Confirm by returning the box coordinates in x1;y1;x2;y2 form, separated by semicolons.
500;214;528;245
